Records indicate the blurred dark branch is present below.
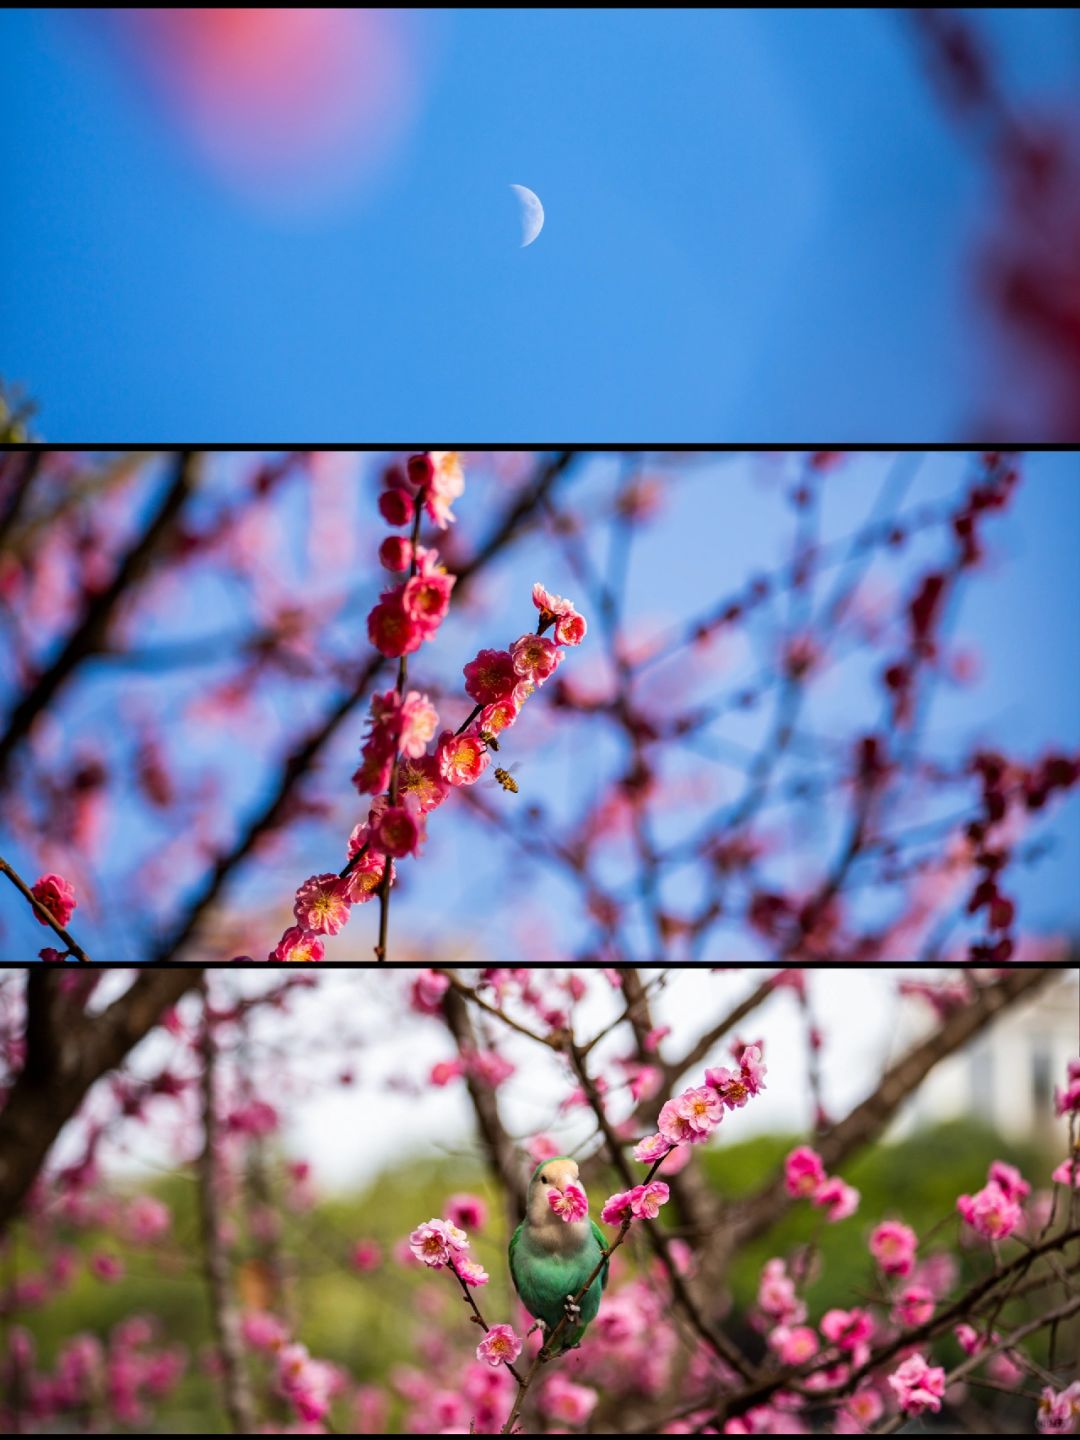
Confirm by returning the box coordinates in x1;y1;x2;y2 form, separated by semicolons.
0;450;43;550
151;450;580;963
0;450;200;791
197;976;256;1433
0;968;202;1233
440;982;528;1228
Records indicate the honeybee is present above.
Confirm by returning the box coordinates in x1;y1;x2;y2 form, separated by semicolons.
479;729;500;752
493;766;519;794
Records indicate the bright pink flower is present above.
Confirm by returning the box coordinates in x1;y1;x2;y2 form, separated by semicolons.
988;1159;1031;1202
821;1308;874;1351
374;799;424;858
273;925;326;963
379;487;414;527
770;1325;819;1365
293;873;352;935
379;535;412;571
659;1086;723;1145
464;649;518;706
869;1220;917;1277
758;1258;805;1325
892;1284;935;1327
954;1322;982;1356
402;567;455;633
1051;1156;1079;1188
739;1044;768;1095
528;1134;563;1164
812;1177;860;1222
1056;1078;1080;1117
447;1194;487;1231
408;1218;469;1269
429;1058;464;1086
475;1323;521;1369
398;691;439;757
510;632;563;686
633;1132;675;1164
421;452;465;529
343;849;392;904
549;1181;589;1222
465;1049;514;1088
350;1240;382;1272
887;1353;946;1416
30;872;77;928
957;1180;1022;1240
367;590;423;658
554;609;587;646
784;1146;827;1199
436;728;490;786
351;744;394;796
454;1256;490;1287
1038;1383;1080;1434
397;753;450;813
277;1342;333;1424
90;1252;124;1283
838;1388;884;1430
409;969;449;1014
600;1190;635;1225
541;1374;598;1425
242;1309;288;1350
126;1196;171;1244
627;1180;670;1219
478;695;520;739
531;582;574;618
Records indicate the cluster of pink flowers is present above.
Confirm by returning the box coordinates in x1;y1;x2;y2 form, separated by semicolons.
782;1144;860;1222
957;1159;1029;1241
600;1180;670;1225
868;1219;918;1277
30;871;77;929
1056;1059;1080;1117
633;1045;767;1162
887;1352;947;1416
408;1217;489;1287
276;1341;338;1424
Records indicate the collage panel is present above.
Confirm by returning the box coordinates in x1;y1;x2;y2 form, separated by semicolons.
0;964;1076;1435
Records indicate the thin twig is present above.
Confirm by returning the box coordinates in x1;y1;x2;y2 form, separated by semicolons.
0;853;90;962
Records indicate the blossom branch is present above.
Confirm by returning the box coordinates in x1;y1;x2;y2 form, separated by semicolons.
0;854;90;962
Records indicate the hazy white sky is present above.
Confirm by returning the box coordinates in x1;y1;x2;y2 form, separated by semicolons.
78;965;1072;1196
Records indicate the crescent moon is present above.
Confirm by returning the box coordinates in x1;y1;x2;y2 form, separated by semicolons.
510;184;544;247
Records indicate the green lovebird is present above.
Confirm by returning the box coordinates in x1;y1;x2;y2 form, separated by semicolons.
508;1156;609;1354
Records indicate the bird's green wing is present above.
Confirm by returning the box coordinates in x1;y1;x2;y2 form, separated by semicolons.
590;1219;611;1291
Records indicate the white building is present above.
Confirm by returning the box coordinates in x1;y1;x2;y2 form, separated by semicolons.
890;969;1079;1144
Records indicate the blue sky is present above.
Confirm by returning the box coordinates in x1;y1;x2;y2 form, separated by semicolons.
0;450;1076;963
3;9;1079;441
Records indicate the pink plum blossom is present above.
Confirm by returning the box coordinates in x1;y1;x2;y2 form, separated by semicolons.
758;1258;806;1325
464;649;518;706
541;1373;599;1425
343;849;392;905
367;589;423;658
293;873;352;935
1038;1383;1080;1434
634;1132;675;1163
409;1219;469;1269
659;1086;723;1144
379;534;412;570
821;1308;874;1351
555;609;587;646
419;452;465;529
531;582;574;618
988;1159;1031;1202
399;691;439;757
784;1146;826;1198
454;1256;490;1287
373;799;424;859
402;567;455;635
447;1194;487;1231
410;968;449;1014
629;1181;670;1219
277;1342;334;1423
436;728;490;786
957;1180;1022;1240
126;1196;171;1244
548;1180;589;1222
769;1325;819;1365
892;1284;935;1327
272;926;326;963
510;632;563;685
475;1323;521;1369
812;1176;860;1222
887;1353;946;1416
1051;1156;1080;1188
600;1191;635;1225
30;872;77;928
397;753;450;813
869;1220;917;1277
379;486;414;527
